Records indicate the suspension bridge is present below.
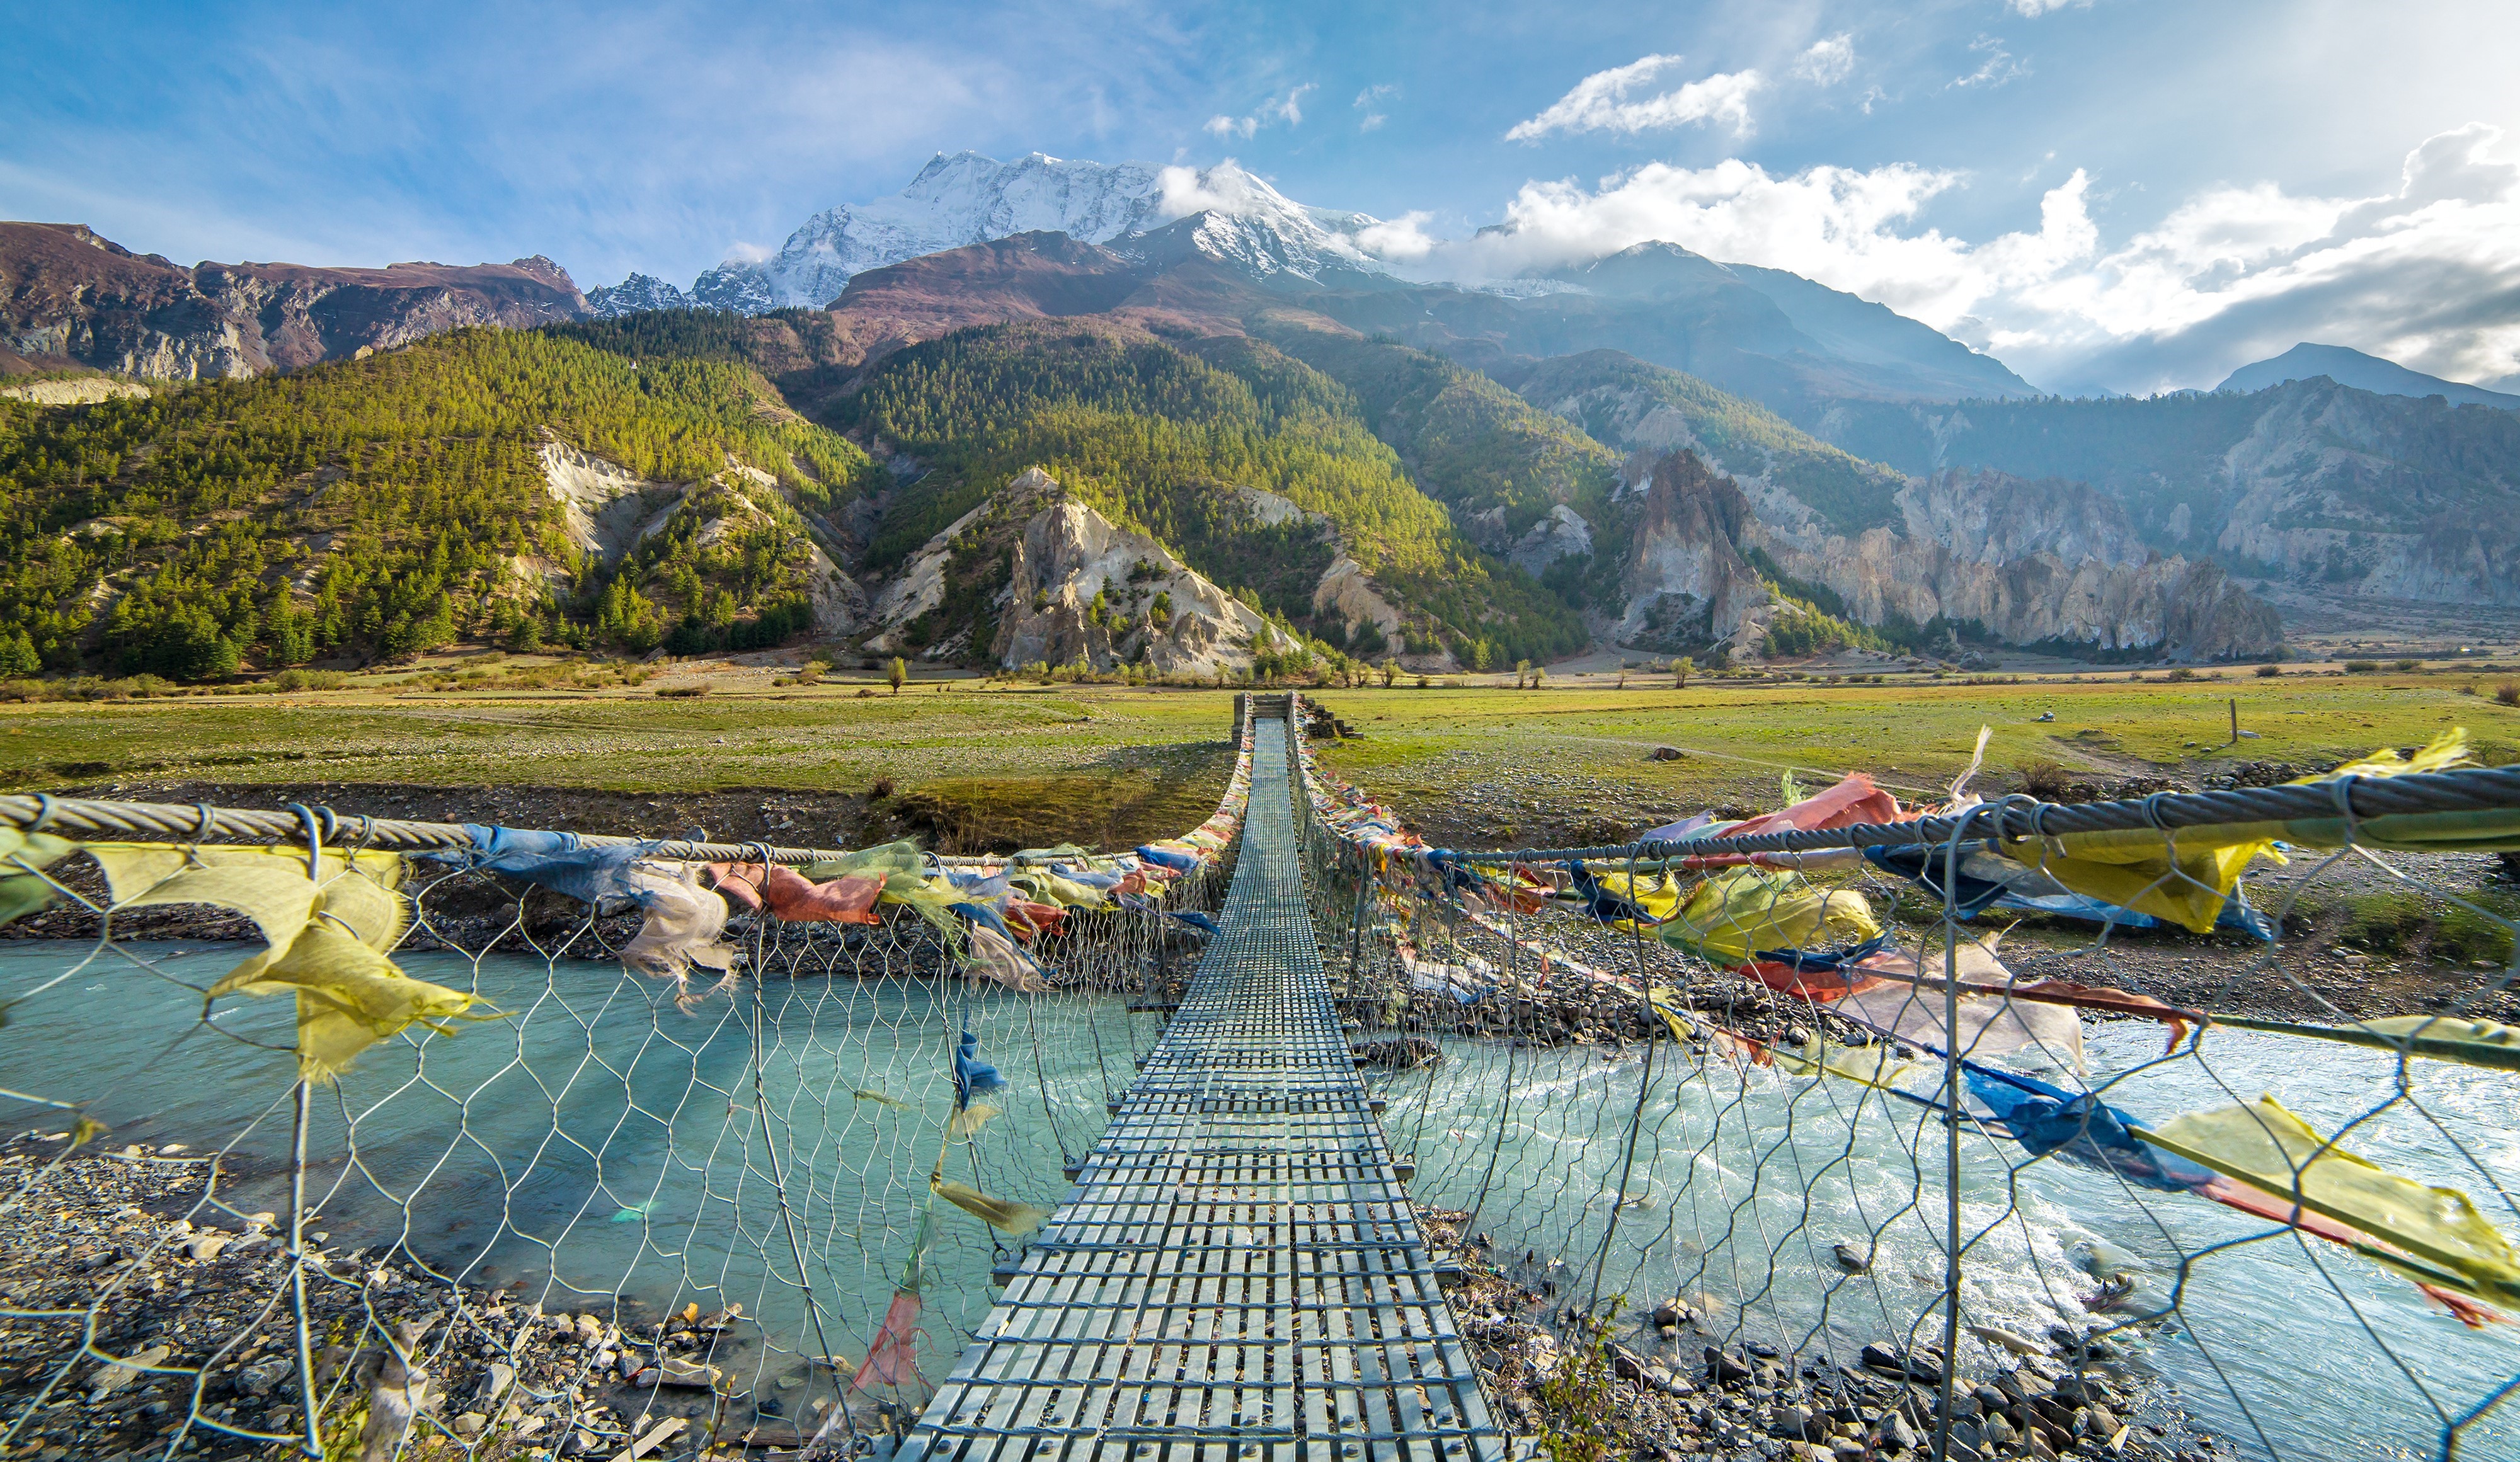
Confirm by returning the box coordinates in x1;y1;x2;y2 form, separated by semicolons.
4;693;2520;1462
903;699;1511;1460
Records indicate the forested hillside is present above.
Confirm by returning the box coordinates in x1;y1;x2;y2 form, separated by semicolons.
0;327;878;677
838;323;1586;663
1503;350;1904;535
1252;331;1620;528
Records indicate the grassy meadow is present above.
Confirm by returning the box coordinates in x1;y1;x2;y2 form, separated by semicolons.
1;656;2511;850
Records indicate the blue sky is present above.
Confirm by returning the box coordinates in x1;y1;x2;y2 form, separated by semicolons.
8;0;2520;394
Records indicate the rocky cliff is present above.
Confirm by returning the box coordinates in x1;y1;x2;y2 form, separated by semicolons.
865;467;1293;673
1613;452;1771;651
1;222;588;379
1497;351;2285;658
529;438;866;638
1806;377;2520;607
1746;468;2282;658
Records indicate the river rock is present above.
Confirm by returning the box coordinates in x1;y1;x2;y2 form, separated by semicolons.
88;1343;170;1398
655;1356;722;1388
238;1357;291;1397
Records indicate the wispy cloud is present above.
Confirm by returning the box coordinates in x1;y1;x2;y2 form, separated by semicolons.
1354;82;1395;133
1506;55;1763;141
1950;35;2027;89
1205;83;1315;140
2008;0;2089;14
1792;34;1855;87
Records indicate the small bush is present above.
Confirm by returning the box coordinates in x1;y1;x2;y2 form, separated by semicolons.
2165;666;2197;682
2344;660;2380;673
272;669;348;692
657;683;711;699
2255;663;2282;678
868;776;896;801
2498;682;2520;708
2019;760;2075;799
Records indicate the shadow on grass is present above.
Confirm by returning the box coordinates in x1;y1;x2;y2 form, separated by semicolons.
878;744;1238;854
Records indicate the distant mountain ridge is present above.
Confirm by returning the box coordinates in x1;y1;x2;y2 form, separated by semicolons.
1809;377;2520;605
2217;343;2520;410
665;153;2037;416
688;151;1394;312
0;222;586;379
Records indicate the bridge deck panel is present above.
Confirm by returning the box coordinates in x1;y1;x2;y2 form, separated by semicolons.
902;714;1513;1461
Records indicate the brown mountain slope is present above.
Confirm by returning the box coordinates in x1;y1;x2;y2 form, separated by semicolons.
0;222;588;379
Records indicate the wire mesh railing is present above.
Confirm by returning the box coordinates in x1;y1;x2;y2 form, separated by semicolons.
9;685;2519;1462
1289;694;2520;1462
0;701;1254;1462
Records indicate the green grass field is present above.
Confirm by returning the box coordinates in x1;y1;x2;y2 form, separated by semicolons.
1307;671;2516;843
2;664;2511;848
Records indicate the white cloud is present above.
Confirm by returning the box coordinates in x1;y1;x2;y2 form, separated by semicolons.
1506;55;1763;141
1422;123;2520;393
1950;35;2026;89
1793;34;1855;87
1355;83;1395;132
2008;0;2088;14
1354;210;1438;262
1206;84;1315;142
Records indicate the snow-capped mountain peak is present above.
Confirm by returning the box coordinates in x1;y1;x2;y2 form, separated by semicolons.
690;152;1395;312
587;272;692;318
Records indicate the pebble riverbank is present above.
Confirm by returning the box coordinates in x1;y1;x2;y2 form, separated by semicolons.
0;1138;877;1461
1421;1210;2231;1462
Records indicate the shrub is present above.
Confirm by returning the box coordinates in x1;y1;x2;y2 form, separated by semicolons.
2394;658;2420;671
868;776;896;801
2165;666;2197;682
2255;663;2282;678
2344;660;2380;673
657;683;711;699
2019;760;2075;799
2497;682;2520;708
272;669;348;692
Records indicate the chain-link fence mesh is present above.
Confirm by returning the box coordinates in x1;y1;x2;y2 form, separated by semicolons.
0;707;1250;1462
1291;697;2520;1462
9;690;2519;1462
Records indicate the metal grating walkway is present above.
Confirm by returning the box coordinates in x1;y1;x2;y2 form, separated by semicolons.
898;711;1515;1461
